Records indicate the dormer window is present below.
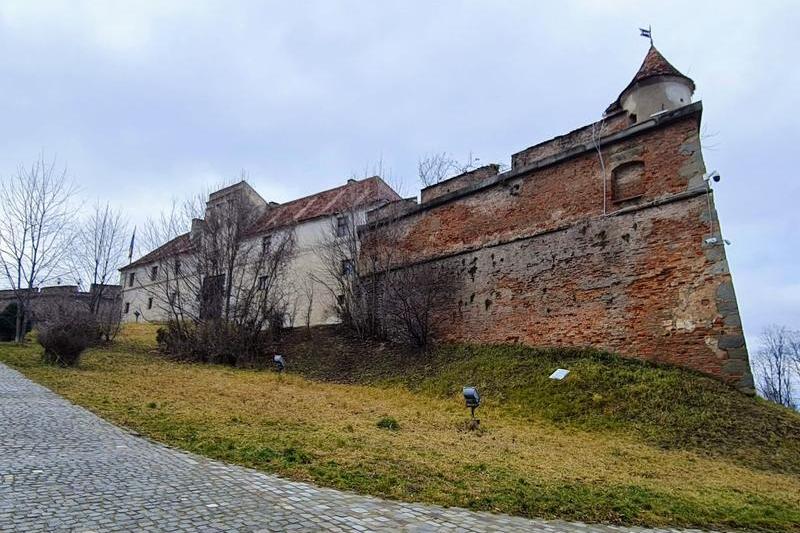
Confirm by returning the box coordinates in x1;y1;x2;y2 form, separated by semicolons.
128;272;135;287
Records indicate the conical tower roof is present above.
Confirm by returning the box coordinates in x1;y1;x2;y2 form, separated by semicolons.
606;45;695;114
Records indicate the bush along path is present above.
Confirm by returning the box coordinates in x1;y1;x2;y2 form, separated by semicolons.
0;362;719;533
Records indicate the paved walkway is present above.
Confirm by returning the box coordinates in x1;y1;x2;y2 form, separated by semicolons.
0;363;712;532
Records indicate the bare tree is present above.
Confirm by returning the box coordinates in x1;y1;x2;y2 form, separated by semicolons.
417;152;480;188
755;325;797;409
313;190;451;349
298;276;316;332
0;154;77;342
380;262;451;348
790;333;800;389
312;199;379;339
70;201;128;311
418;152;460;188
140;184;296;365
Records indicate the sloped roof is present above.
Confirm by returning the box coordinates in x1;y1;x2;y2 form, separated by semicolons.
606;45;695;114
124;232;193;270
123;177;401;270
247;176;401;235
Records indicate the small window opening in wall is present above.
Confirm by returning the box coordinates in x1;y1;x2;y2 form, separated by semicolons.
169;292;177;304
336;294;345;306
262;235;271;252
124;302;130;314
336;216;349;237
174;260;181;275
612;161;646;203
257;275;268;290
147;297;153;310
150;266;158;281
128;272;135;287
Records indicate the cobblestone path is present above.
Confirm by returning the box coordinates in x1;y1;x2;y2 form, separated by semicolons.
0;363;713;532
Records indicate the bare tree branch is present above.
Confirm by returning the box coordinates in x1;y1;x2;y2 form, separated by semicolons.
755;325;797;409
0;153;77;342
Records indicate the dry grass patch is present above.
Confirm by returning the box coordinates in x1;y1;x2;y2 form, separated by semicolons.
1;325;799;532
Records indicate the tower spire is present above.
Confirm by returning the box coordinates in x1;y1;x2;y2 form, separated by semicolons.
604;42;695;121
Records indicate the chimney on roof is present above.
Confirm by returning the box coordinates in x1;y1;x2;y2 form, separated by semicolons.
190;218;205;244
607;45;695;123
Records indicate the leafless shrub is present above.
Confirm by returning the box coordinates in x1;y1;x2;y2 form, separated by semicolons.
38;303;98;367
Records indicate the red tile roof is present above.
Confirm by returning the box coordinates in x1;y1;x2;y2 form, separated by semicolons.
606;45;695;114
247;176;400;235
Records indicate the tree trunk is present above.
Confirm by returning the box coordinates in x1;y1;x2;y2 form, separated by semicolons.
14;303;24;343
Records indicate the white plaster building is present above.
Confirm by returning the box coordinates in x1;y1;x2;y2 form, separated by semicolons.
119;177;400;326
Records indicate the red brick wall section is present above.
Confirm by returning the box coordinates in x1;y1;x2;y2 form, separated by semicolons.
363;106;753;391
378;114;706;268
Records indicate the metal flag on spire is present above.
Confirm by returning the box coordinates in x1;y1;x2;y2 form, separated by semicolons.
639;25;653;45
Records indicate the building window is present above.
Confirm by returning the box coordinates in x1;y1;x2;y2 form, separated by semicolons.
147;297;153;310
257;275;268;290
169;292;177;305
174;260;181;275
128;272;135;287
341;259;354;276
336;215;349;237
336;294;345;306
200;274;225;320
124;302;130;314
150;266;159;281
612;161;646;203
261;235;271;253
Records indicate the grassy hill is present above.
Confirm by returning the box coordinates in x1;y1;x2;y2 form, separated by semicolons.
282;327;800;477
1;324;799;532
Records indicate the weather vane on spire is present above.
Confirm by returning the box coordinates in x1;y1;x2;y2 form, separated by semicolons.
639;25;653;45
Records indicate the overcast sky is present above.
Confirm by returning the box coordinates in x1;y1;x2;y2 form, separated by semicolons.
1;1;798;348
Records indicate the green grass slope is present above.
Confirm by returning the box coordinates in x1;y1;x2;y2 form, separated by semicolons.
1;325;799;532
283;327;800;477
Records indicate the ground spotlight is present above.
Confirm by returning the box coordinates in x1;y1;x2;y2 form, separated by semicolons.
463;386;480;425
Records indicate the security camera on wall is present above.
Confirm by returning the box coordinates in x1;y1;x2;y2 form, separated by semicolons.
704;171;721;183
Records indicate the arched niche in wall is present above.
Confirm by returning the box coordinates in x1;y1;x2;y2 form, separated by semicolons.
611;160;645;203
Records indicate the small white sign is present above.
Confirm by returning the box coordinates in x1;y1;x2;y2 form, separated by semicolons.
549;368;570;380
